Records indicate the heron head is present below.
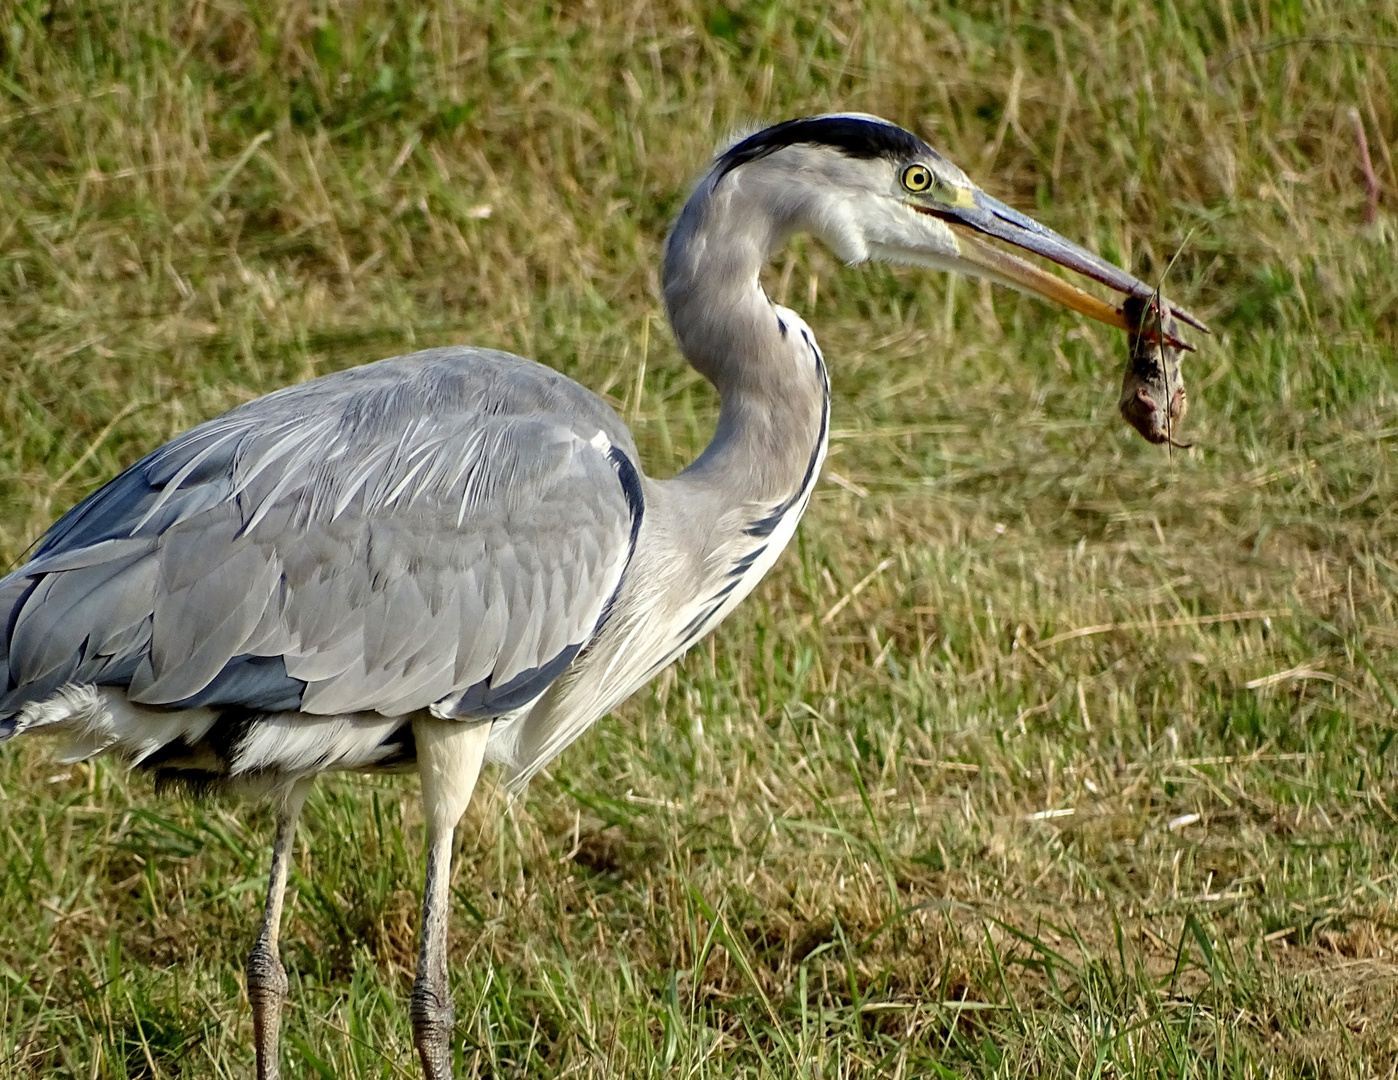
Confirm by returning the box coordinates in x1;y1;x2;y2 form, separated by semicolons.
708;114;1205;344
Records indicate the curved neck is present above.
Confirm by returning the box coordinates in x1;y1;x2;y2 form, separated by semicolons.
661;173;828;507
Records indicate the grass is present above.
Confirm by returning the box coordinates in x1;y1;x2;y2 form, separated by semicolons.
2;0;1397;1075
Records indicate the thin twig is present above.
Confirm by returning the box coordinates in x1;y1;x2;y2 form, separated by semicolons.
1212;35;1398;72
48;399;143;495
1348;107;1379;225
820;556;894;626
1035;608;1291;649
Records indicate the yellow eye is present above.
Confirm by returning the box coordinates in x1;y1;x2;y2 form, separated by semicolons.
901;164;933;192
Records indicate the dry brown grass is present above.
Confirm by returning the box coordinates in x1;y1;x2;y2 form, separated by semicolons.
2;1;1397;1076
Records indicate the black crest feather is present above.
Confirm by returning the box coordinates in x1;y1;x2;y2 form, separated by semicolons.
715;116;932;181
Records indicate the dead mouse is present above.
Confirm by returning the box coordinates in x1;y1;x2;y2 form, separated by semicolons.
1120;294;1191;448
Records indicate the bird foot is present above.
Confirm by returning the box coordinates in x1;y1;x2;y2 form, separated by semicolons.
247;936;288;1080
411;981;456;1079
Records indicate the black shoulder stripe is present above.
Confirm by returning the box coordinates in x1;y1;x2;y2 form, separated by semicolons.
588;444;646;638
608;445;645;553
436;439;645;719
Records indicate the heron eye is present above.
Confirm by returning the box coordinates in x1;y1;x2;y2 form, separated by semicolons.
901;164;933;192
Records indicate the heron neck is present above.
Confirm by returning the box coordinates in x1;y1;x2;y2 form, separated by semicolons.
661;178;829;507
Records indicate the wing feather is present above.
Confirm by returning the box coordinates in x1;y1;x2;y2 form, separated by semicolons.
283;632;364;683
9;555;149;683
1;348;643;727
140;544;279;702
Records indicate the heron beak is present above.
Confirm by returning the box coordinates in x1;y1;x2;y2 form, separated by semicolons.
915;190;1208;348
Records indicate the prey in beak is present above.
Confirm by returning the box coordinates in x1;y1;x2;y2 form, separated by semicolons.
1119;295;1191;447
909;182;1208;348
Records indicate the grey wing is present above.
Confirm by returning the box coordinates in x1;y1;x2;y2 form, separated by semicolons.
0;347;644;723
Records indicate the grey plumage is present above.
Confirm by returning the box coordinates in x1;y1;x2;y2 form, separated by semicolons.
1;350;641;772
0;114;1194;1078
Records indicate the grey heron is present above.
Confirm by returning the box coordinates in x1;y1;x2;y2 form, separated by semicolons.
0;114;1201;1078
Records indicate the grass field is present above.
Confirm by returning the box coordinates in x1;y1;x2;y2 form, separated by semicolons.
2;1;1397;1076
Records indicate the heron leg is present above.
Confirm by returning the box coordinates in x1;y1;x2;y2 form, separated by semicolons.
411;717;491;1080
246;778;312;1080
